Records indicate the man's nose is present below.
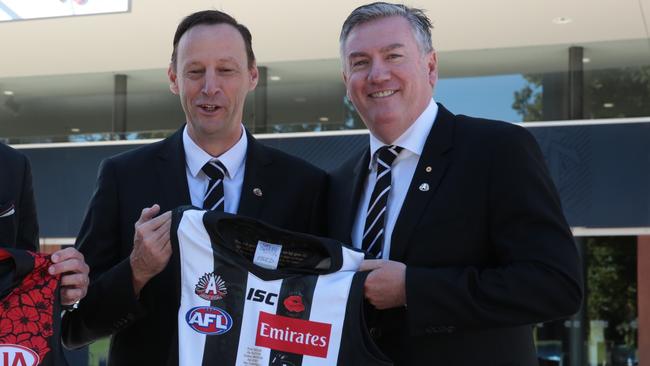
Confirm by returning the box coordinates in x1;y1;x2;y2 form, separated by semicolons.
201;70;221;96
367;61;391;83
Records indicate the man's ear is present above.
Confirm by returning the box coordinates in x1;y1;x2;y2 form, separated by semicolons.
342;71;351;100
168;64;179;95
248;62;259;91
427;51;438;87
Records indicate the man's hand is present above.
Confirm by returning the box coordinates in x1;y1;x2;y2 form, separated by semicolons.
359;259;407;310
130;204;172;296
49;247;90;306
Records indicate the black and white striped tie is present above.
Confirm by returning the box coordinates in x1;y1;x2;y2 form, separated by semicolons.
362;145;403;258
202;160;228;211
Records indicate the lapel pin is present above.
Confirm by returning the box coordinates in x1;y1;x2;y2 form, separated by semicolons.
253;188;263;197
419;183;430;192
425;166;432;173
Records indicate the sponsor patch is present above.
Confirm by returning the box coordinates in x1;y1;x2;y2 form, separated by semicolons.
246;288;278;306
195;272;228;301
256;311;331;358
186;306;233;335
0;344;39;366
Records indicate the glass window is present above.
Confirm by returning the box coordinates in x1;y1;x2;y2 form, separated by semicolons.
436;74;534;122
535;236;639;366
584;65;650;119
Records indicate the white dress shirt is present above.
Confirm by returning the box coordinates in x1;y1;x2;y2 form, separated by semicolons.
183;125;247;214
352;99;439;258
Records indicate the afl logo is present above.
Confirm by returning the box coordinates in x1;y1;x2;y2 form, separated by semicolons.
195;272;228;301
186;306;233;335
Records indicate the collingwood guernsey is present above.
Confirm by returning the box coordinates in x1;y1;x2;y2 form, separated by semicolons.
170;207;391;366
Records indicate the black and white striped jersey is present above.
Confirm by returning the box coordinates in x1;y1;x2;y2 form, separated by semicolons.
170;207;391;366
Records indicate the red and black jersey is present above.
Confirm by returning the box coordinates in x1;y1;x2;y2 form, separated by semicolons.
0;248;67;366
170;207;391;366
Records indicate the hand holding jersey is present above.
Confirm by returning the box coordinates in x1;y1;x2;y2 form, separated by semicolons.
49;247;90;306
129;205;172;295
359;259;406;309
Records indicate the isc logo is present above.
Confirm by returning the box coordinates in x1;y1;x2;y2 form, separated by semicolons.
0;344;39;366
246;288;278;305
185;306;233;335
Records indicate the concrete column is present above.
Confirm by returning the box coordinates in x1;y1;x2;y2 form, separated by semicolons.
541;72;567;121
568;237;587;366
254;66;268;133
112;74;127;134
568;46;584;120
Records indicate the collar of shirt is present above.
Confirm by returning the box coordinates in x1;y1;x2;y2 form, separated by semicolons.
182;124;248;180
368;98;439;169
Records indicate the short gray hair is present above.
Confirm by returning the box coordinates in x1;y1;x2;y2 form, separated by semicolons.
339;2;434;58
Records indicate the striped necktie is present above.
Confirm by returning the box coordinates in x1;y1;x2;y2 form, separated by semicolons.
362;145;403;258
202;160;228;211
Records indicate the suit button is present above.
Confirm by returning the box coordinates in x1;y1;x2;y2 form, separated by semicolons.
369;327;382;339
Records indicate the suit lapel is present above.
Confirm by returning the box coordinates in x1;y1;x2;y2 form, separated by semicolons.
389;104;455;261
339;148;371;243
156;126;191;211
155;127;190;359
237;131;272;218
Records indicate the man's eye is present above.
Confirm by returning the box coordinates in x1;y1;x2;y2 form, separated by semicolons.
387;54;402;60
352;60;368;67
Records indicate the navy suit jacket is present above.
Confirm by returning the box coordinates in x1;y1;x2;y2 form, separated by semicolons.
328;104;583;365
62;127;327;366
0;143;38;251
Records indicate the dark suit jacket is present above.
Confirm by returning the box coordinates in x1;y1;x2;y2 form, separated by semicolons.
62;127;327;365
328;104;583;366
0;143;38;251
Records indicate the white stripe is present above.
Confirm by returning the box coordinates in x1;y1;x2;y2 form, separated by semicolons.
363;207;386;239
177;210;212;366
366;228;384;252
339;247;365;271
377;158;390;170
376;167;391;180
9;117;650;149
210;197;225;211
203;179;222;199
234;272;281;365
307;271;355;365
388;146;400;156
365;229;384;254
210;161;225;175
39;237;76;246
571;226;650;236
366;186;390;216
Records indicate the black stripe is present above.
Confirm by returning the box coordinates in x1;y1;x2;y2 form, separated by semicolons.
201;217;250;366
267;275;318;366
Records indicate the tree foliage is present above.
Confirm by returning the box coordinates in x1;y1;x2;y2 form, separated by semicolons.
512;66;650;121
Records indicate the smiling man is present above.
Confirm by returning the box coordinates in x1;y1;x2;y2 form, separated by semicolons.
328;2;583;365
62;10;326;365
